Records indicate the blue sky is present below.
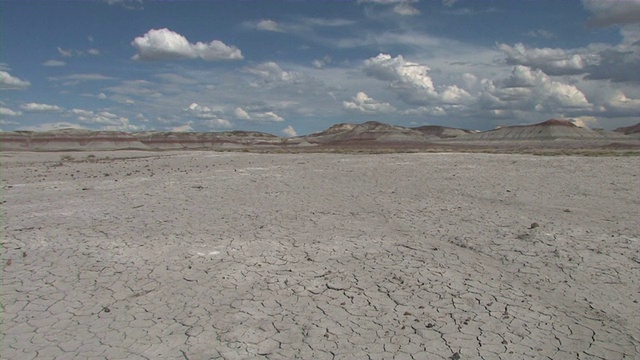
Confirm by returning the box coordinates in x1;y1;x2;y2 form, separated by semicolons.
1;0;639;136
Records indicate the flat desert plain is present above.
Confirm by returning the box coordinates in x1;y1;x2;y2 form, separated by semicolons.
1;151;638;360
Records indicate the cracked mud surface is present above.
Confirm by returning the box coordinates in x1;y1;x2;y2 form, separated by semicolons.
1;151;638;359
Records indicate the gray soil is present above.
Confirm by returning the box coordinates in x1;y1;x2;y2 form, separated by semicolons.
1;151;638;359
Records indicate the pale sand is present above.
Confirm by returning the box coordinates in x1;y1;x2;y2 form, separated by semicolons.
1;151;638;359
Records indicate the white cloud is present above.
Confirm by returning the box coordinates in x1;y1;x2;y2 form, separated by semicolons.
98;93;107;99
259;111;284;122
312;55;332;69
245;62;302;83
282;125;298;137
570;116;600;128
362;53;473;106
0;107;22;116
256;19;283;32
498;43;590;75
0;71;30;90
440;85;472;104
234;107;251;120
184;103;218;119
170;124;194;132
233;106;284;122
87;48;100;56
184;103;233;128
402;106;447;116
597;90;640;116
393;3;420;15
19;122;85;131
21;103;63;112
57;47;73;57
105;0;143;11
343;92;396;114
481;65;592;112
43;60;66;67
69;108;132;126
524;29;555;39
498;42;640;84
48;73;115;87
131;28;243;61
363;53;436;93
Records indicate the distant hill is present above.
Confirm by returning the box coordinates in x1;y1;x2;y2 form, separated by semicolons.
303;121;430;144
411;125;472;138
462;119;627;141
1;119;637;152
614;123;640;137
0;129;282;151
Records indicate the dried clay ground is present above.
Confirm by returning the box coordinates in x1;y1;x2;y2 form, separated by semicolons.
1;151;639;359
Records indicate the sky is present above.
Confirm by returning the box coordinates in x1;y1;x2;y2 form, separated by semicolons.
1;0;639;136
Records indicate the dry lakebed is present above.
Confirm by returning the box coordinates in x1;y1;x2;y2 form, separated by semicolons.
1;151;638;359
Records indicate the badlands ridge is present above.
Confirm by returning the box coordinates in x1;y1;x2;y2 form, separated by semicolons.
1;119;638;153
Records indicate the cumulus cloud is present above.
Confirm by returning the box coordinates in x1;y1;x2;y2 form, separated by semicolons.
0;71;30;90
234;107;251;120
21;103;63;112
596;90;640;116
343;92;396;114
498;43;590;75
245;62;303;84
481;65;591;112
131;28;243;61
498;42;640;84
282;125;298;137
183;103;233;128
583;0;640;27
363;53;436;92
42;60;66;67
69;108;140;130
87;48;101;56
362;53;472;106
256;19;283;32
69;108;126;125
233;106;284;122
0;107;22;116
